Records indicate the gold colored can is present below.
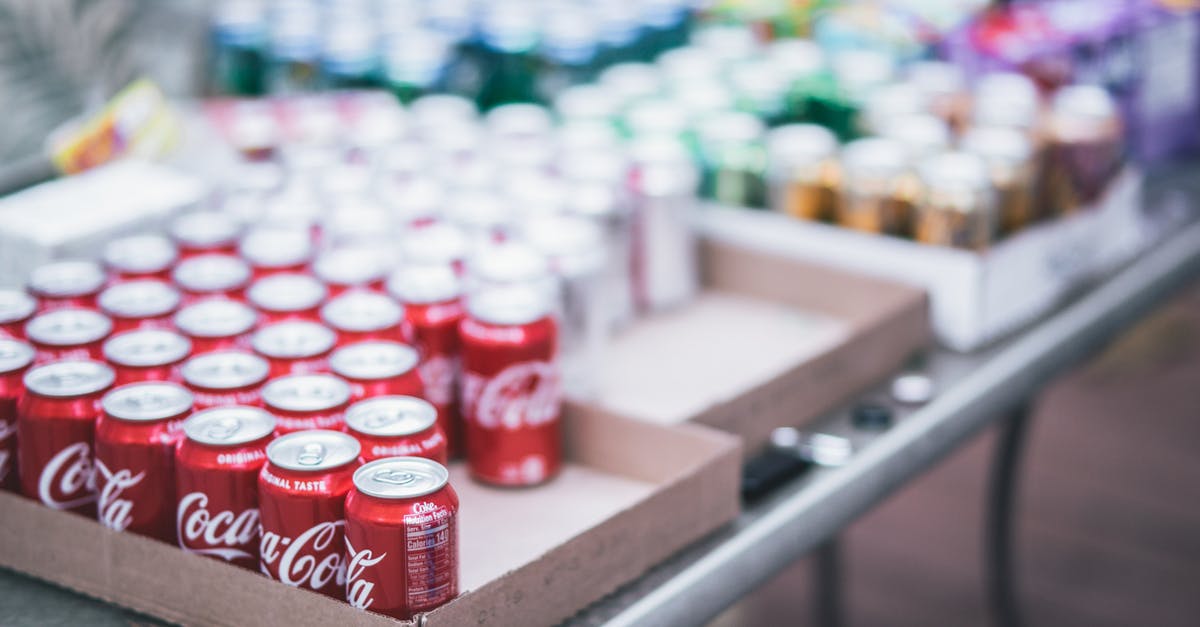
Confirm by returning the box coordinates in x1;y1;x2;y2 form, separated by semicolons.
907;60;969;134
837;137;918;237
914;151;996;250
1044;85;1124;214
767;124;841;221
962;126;1037;235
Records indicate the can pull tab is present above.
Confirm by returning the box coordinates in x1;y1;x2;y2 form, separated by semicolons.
297;443;327;466
204;417;242;441
373;470;416;486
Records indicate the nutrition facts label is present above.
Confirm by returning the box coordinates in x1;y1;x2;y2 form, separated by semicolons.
405;510;456;610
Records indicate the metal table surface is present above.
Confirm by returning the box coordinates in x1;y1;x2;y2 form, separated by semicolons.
569;166;1200;627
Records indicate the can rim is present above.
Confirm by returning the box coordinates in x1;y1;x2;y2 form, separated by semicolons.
266;429;361;472
24;360;115;397
103;329;192;367
99;280;182;318
0;339;35;373
345;395;436;436
184;405;276;446
250;321;336;358
352;456;449;499
0;290;36;324
181;350;269;389
25;309;113;346
102;382;193;422
261;374;351;412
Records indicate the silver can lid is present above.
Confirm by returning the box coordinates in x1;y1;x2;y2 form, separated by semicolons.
841;137;910;179
521;215;607;278
446;189;512;234
345;395;436;436
320;291;402;332
24;360;115;397
28;260;106;297
312;248;389;286
103;329;192;367
330;341;419;380
907;60;965;98
352;456;448;499
466;281;555;326
766;39;825;81
399;222;469;266
597;63;663;104
247;274;328;313
174;299;258;338
181;351;269;389
767;124;839;167
917;151;992;197
831;49;895;96
468;241;549;286
26;308;112;346
863;82;928;134
557;123;624;164
103;235;178;274
0;339;35;374
99;280;181;318
409;94;478;129
691;24;760;64
656;45;720;83
172;255;252;292
386;263;461;305
169;212;241;248
553;84;621;122
485;103;554;140
251;321;336;358
267;429;361;472
878;114;950;159
102;381;193;422
973;72;1039;129
624;98;691;137
262;374;351;412
961;126;1034;166
239;228;313;269
0;289;37;324
184;405;276;446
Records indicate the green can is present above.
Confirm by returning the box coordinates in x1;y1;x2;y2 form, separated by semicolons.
210;0;268;96
695;111;770;208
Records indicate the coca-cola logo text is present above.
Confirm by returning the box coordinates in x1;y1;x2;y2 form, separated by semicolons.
462;360;560;430
96;460;146;531
418;355;456;405
177;492;259;561
345;537;386;610
260;521;346;590
38;442;96;510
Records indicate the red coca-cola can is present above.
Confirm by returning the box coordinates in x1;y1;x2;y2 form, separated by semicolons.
102;234;179;283
399;221;469;275
27;260;107;312
98;280;183;333
172;254;252;304
176;405;276;570
388;264;464;456
261;374;351;434
174;299;259;354
239;228;314;278
259;429;361;598
25;308;113;364
329;340;423;402
320;290;407;345
181;351;270;410
312;248;389;296
246;273;328;324
103;329;192;386
344;456;459;619
0;339;35;492
170;212;241;259
460;283;561;486
94;382;193;542
251;320;336;377
344;396;448;464
17;360;115;515
0;290;37;340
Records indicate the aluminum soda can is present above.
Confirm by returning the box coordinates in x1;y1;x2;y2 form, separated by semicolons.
251;321;337;377
329;341;423;403
181;350;270;410
28;260;107;312
258;429;361;598
17;360;115;515
175;405;276;570
913;151;997;250
98;280;183;334
320;291;407;346
172;254;253;305
261;374;352;434
103;329;192;386
460;283;561;486
239;227;315;278
170;212;242;259
344;396;447;465
25;308;113;364
246;273;328;324
313;248;390;296
94;382;193;542
628;136;700;313
0;339;35;492
766;124;841;222
102;235;178;283
344;456;459;618
0;290;36;340
174;299;259;354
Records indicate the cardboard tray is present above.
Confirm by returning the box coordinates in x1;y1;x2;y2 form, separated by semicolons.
0;407;740;627
579;239;930;452
700;169;1156;351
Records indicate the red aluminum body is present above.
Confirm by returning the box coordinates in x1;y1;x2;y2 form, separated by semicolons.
251;321;336;378
17;360;115;516
98;280;182;333
174;299;259;354
28;260;106;312
329;341;423;402
0;290;37;340
246;273;328;324
320;290;407;345
103;234;179;283
261;374;351;434
172;254;252;305
239;228;314;278
0;340;35;492
459;287;561;486
344;457;459;619
181;351;270;410
25;308;113;364
103;329;192;386
258;430;361;599
94;382;193;542
175;406;276;570
344;396;448;464
170;212;241;259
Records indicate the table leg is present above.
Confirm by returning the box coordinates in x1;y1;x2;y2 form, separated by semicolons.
986;403;1032;627
814;538;843;627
